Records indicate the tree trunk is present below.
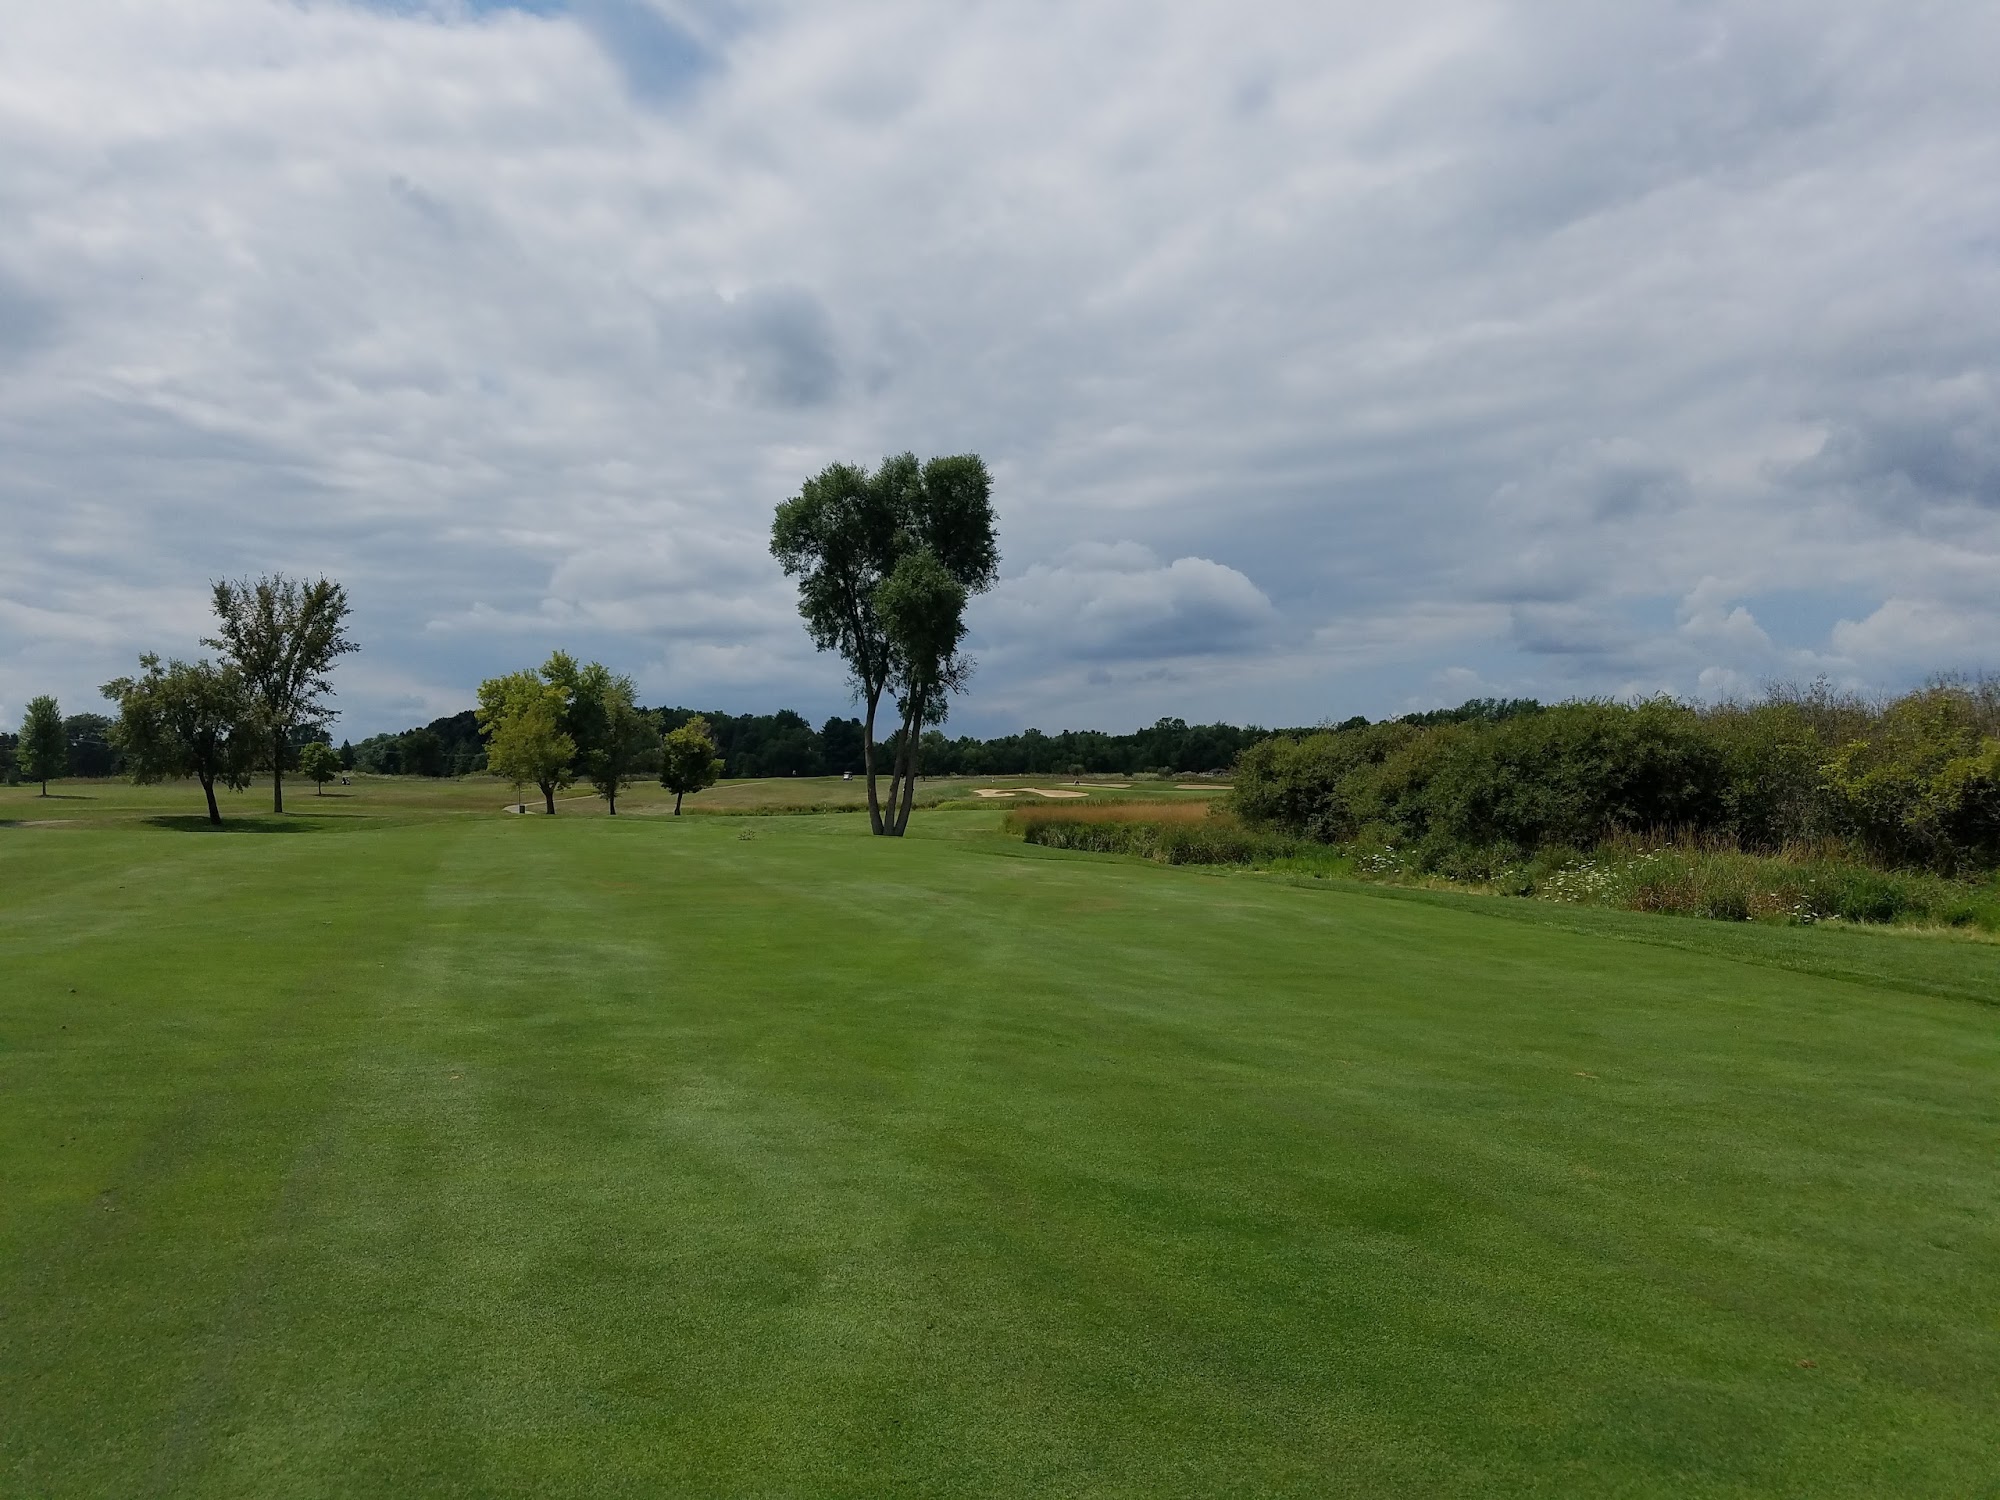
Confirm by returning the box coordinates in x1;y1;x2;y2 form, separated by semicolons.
861;685;885;835
607;791;617;815
673;791;683;815
884;700;922;837
39;780;47;796
543;783;556;815
892;708;924;835
201;775;221;825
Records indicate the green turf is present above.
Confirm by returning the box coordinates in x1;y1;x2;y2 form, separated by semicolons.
2;780;1996;1497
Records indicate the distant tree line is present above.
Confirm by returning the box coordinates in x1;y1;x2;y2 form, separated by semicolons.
1233;680;2000;878
343;710;1268;782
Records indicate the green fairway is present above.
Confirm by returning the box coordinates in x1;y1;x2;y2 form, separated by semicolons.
2;783;1996;1497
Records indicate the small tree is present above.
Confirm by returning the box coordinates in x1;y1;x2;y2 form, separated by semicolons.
101;656;257;824
20;696;66;795
542;652;655;815
586;682;655;815
207;574;357;814
299;741;341;795
660;714;722;815
476;670;575;814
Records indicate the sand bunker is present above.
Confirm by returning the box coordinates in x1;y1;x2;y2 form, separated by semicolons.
973;787;1089;799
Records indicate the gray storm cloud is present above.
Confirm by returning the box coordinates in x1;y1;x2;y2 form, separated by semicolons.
0;0;1995;735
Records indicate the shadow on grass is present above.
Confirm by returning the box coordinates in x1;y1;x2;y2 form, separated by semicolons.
142;815;328;835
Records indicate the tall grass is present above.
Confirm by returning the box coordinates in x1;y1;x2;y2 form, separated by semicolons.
1004;801;1217;829
1508;838;1996;927
1346;830;2000;930
1005;802;2000;931
1006;803;1301;864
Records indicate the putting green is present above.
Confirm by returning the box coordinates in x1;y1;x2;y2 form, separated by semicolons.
2;783;1995;1496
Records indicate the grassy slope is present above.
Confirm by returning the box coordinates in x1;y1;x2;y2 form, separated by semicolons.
1;783;1996;1497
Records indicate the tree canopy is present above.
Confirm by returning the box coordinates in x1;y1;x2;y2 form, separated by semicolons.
20;695;66;795
101;656;257;824
299;741;341;794
476;669;576;815
207;574;356;814
543;653;655;814
771;451;997;835
660;714;722;815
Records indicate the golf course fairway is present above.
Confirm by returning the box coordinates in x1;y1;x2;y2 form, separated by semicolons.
3;787;1996;1497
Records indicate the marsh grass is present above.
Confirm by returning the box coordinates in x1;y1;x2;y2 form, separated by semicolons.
1518;836;1999;928
1008;800;2000;932
1331;828;2000;931
1006;802;1304;864
1003;800;1218;829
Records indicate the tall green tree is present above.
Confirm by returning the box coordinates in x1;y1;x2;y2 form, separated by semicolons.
20;695;66;795
476;670;575;814
875;546;974;835
771;452;997;835
537;652;655;814
101;657;257;824
660;714;722;815
299;741;341;795
206;574;357;815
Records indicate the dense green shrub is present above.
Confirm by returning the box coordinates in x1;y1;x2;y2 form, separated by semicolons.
1231;679;2000;880
1821;685;2000;873
1419;699;1726;852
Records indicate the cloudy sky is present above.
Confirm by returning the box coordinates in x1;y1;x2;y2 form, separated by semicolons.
2;0;1995;739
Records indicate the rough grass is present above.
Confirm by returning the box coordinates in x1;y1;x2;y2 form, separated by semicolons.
3;780;1997;1496
1005;803;1301;864
1002;799;1219;828
999;791;2000;934
1323;832;2000;933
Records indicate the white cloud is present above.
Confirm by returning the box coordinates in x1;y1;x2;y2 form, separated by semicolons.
1;0;1997;734
1831;598;2000;670
977;544;1276;662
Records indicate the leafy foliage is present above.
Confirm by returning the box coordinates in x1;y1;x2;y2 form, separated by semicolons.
19;695;67;794
772;451;998;835
100;656;258;824
1233;678;2000;881
63;713;123;778
299;741;341;793
659;715;723;815
476;670;575;814
542;655;654;815
206;574;356;813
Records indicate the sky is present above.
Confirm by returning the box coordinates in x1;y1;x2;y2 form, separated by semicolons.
1;0;1995;740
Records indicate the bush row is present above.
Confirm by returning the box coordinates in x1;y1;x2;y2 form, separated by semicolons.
1231;681;2000;876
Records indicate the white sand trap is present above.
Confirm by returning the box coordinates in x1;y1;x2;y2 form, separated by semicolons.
973;789;1018;798
974;787;1089;799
